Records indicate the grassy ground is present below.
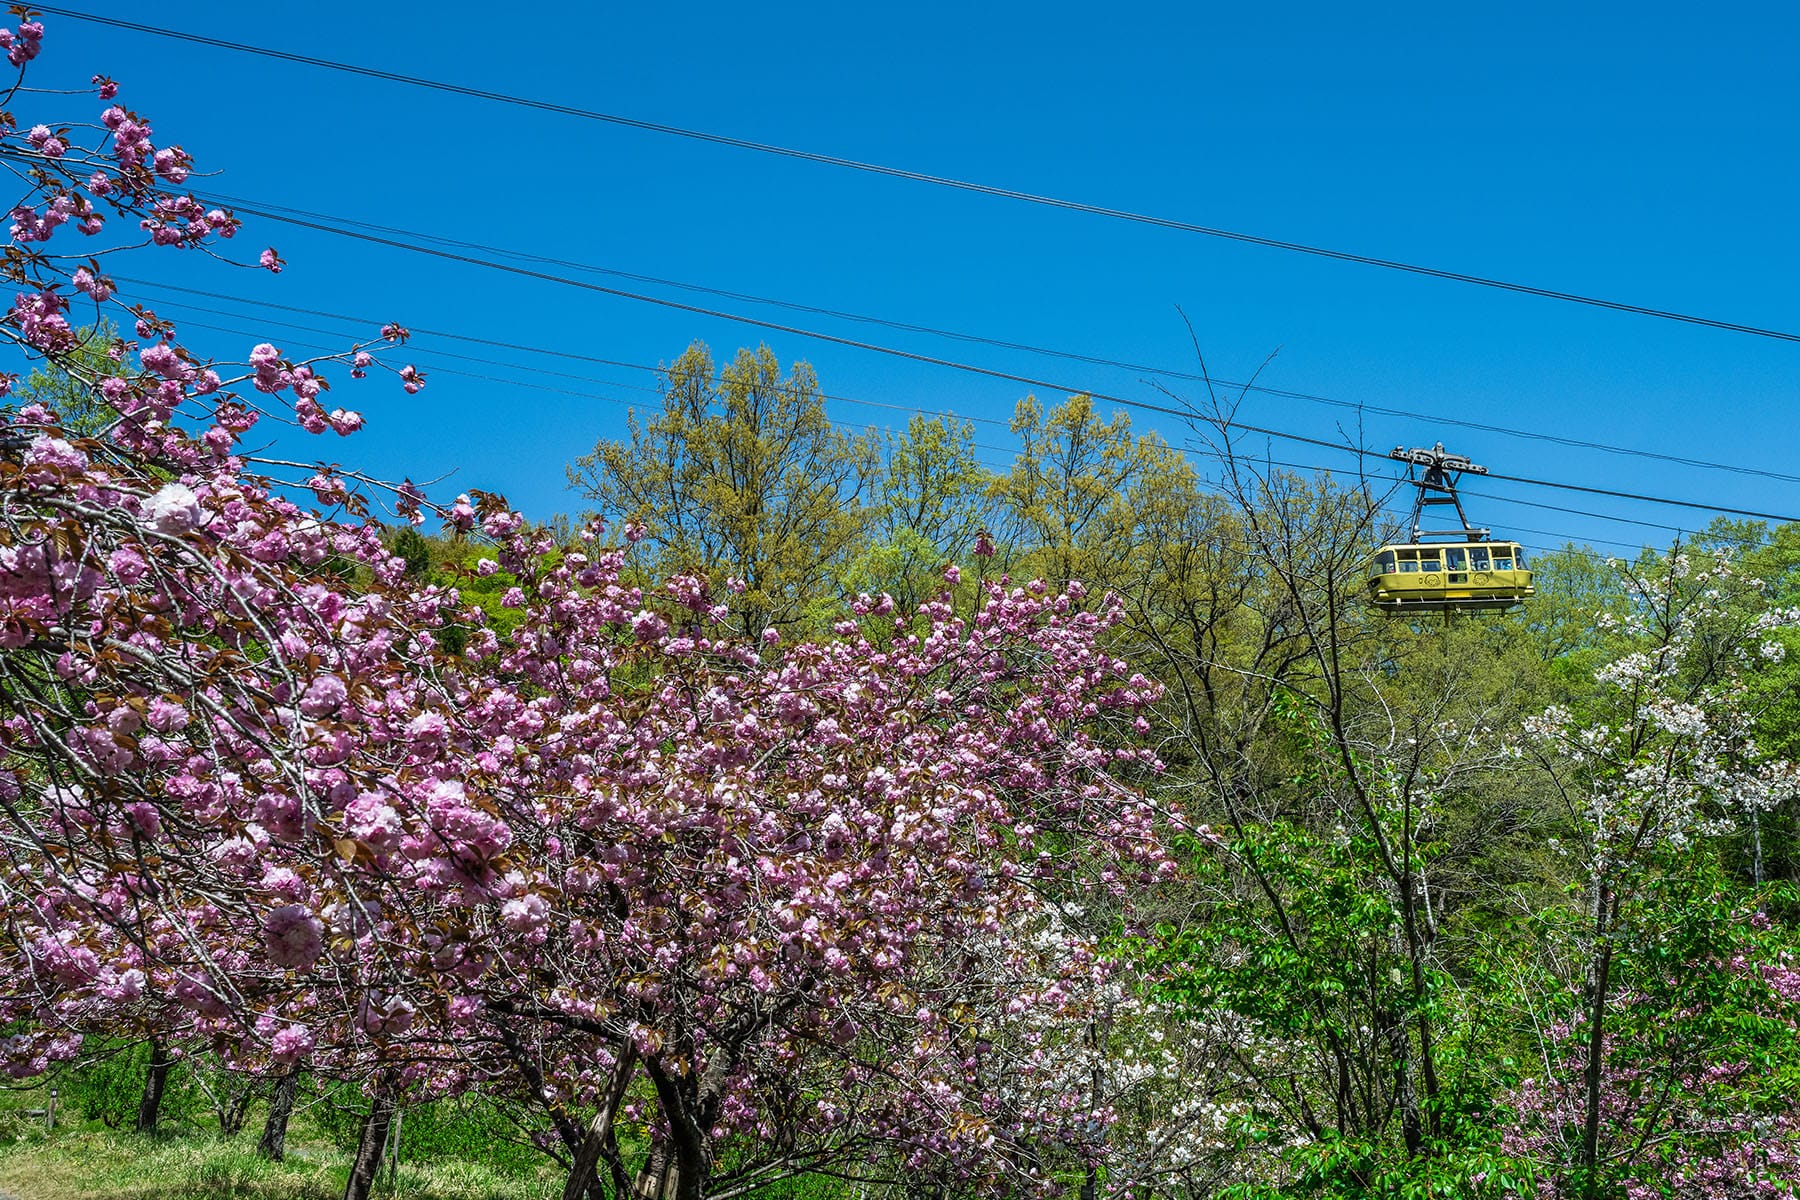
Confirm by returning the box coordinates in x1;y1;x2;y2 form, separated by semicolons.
0;1106;563;1200
0;1075;842;1200
0;1049;572;1200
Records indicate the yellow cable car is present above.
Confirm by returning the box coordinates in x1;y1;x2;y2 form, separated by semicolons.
1367;541;1534;612
1368;443;1534;614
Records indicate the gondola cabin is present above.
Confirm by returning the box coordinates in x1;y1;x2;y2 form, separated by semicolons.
1367;541;1534;612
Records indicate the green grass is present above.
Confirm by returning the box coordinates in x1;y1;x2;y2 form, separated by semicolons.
0;1077;852;1200
0;1127;567;1200
0;1057;567;1200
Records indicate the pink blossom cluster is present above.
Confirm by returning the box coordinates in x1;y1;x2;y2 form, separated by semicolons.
0;49;415;457
0;19;44;68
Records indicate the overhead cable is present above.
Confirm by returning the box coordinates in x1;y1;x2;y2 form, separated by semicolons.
168;197;1800;487
141;287;1726;544
177;200;1800;527
44;305;1763;558
15;146;1795;485
35;4;1800;347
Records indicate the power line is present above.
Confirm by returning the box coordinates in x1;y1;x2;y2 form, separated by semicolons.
1230;443;1710;537
38;5;1800;348
176;200;1800;527
1246;451;1781;561
117;276;669;383
167;315;647;412
140;284;1714;547
117;276;1800;545
128;271;1795;539
132;293;671;397
156;291;1723;548
172;194;1800;488
16;139;1795;488
1246;457;1676;553
8;165;1777;525
36;303;1746;558
1457;485;1694;535
119;277;1020;434
109;280;1680;548
129;306;1030;464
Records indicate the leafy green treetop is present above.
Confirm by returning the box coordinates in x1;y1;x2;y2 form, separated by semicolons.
567;342;878;638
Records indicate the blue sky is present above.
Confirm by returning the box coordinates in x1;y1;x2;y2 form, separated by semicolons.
27;2;1800;555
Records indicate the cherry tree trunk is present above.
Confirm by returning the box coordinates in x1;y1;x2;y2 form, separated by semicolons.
218;1081;254;1137
562;1045;637;1200
135;1038;172;1134
632;1137;711;1200
343;1071;399;1200
257;1069;299;1162
631;1144;680;1200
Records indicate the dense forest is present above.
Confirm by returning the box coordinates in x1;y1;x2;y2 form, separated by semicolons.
3;22;1800;1200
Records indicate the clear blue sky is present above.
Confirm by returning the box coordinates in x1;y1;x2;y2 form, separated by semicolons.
29;2;1800;555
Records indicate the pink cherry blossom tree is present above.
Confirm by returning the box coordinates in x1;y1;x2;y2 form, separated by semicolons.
411;553;1174;1200
0;20;1184;1200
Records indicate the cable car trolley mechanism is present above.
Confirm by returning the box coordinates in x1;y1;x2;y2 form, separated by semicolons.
1367;442;1534;613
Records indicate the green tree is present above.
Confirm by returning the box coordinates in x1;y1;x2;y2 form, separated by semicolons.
843;414;997;613
9;319;126;436
1514;543;1633;677
993;392;1196;587
567;343;878;637
1118;435;1565;1194
1512;546;1800;1196
390;525;433;579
